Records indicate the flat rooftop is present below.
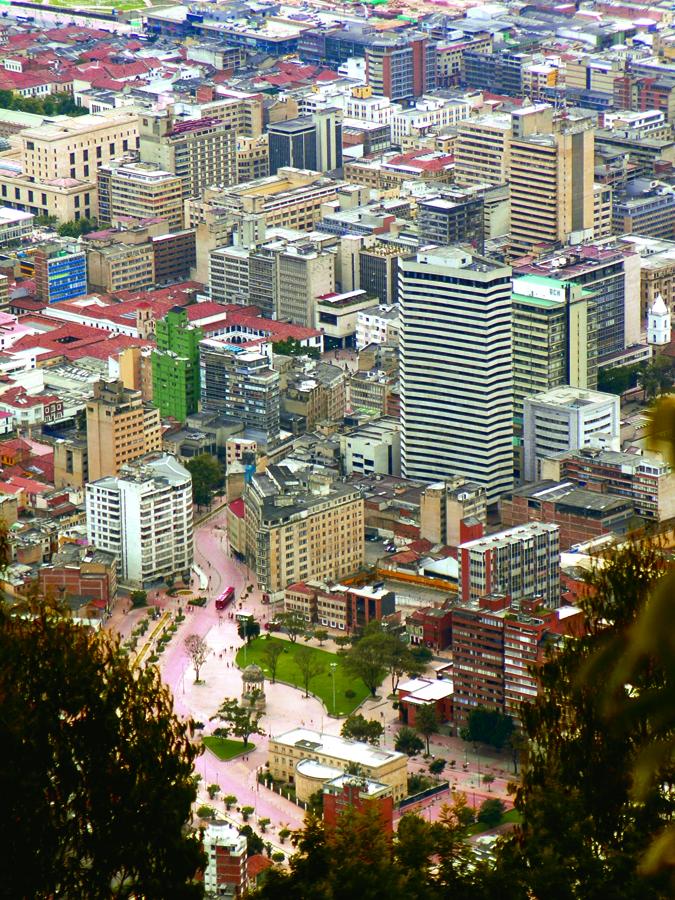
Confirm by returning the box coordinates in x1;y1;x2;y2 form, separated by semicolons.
271;727;405;768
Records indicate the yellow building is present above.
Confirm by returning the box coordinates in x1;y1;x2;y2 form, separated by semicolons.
86;380;162;482
454;113;512;187
244;468;364;597
97;161;184;230
268;728;408;803
236;135;269;184
0;110;140;222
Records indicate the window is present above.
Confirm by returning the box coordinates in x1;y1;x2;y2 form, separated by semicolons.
83;149;88;161
96;146;101;159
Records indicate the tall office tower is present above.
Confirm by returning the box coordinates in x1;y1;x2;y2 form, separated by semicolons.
399;246;513;502
458;522;561;607
139;111;237;198
314;108;343;173
86;380;162;482
417;194;484;251
365;32;436;102
268;118;317;175
454;114;512;187
34;243;87;304
199;341;280;443
86;453;193;587
508;105;595;257
97;161;184;231
152;308;203;421
276;243;336;328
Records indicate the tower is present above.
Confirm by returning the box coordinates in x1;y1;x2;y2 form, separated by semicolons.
399;246;513;503
648;293;672;346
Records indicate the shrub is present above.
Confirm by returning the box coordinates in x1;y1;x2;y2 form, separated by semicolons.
477;798;506;828
207;784;220;800
345;689;356;699
278;827;291;844
196;805;215;819
272;852;285;863
223;795;237;810
241;805;255;822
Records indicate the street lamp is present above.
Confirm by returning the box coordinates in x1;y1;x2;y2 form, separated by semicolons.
330;662;337;713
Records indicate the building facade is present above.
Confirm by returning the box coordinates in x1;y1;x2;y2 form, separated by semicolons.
34;243;87;304
152;308;203;421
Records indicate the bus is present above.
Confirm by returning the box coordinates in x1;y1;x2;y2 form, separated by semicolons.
215;586;235;610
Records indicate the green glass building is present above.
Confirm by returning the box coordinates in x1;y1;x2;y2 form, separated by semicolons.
152;308;203;421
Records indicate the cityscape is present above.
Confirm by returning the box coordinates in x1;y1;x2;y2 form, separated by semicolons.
0;0;674;896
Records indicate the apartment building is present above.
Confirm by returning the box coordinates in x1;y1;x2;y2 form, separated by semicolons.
454;113;512;187
522;386;620;483
34;243;87;304
86;241;155;294
276;244;336;328
237;135;269;183
417;193;484;251
85;453;193;587
97;161;183;231
284;580;395;632
244;465;364;596
86;380;162;482
176;91;264;138
202;824;248;899
139;111;237;198
356;305;400;350
419;477;487;548
542;447;675;521
152;309;202;421
365;32;436;102
458;522;561;608
278;357;346;429
200;341;280;442
341;417;401;477
269;728;407;802
358;243;405;305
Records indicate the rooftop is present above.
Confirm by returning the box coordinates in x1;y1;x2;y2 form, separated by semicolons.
272;727;405;769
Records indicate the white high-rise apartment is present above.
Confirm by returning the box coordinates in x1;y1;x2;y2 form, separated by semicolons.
85;453;193;587
399;246;513;502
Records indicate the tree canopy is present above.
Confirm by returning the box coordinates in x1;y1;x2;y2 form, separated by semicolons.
0;608;204;898
211;697;265;748
461;707;514;751
341;714;384;745
185;454;224;508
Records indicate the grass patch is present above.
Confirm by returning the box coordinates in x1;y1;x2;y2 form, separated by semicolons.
236;636;369;716
467;808;522;835
202;736;254;761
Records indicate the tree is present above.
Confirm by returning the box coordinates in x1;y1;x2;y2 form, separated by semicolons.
223;794;237;810
57;217;96;238
130;589;147;608
0;607;205;898
341;713;384;745
343;635;387;697
273;337;320;359
262;639;284;683
196;805;215;820
429;758;447;777
241;806;255;822
477;798;505;828
207;783;220;800
294;645;325;698
184;634;208;682
462;707;514;751
259;817;271;833
185;454;223;507
314;628;328;646
238;617;260;644
395;726;424;757
278;611;306;643
211;697;265;749
598;361;641;395
415;703;439;755
239;824;264;856
482;774;495;792
496;540;674;900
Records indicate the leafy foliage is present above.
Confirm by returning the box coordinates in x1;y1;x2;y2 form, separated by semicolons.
211;697;265;748
261;638;284;682
185;454;223;507
238;617;261;644
273;337;320;359
394;726;424;757
341;714;384;745
294;645;325;697
477;798;505;828
277;611;306;643
461;707;514;751
0;88;88;118
0;608;204;898
57;217;96;237
415;703;439;755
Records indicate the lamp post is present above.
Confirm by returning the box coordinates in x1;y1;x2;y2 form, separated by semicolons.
330;662;337;713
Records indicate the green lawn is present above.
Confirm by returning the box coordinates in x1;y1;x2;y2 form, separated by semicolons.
236;636;370;716
202;736;253;761
467;808;522;835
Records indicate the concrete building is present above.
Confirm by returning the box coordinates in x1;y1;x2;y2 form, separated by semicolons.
613;184;675;241
86;380;162;482
244;465;364;596
86;240;154;294
236;135;269;183
34;243;87;304
85;453;193;587
356;305;400;351
458;522;561;608
97;161;183;231
341;416;401;477
508;107;595;257
202;823;248;899
0;208;33;245
522;387;620;482
399;247;513;503
152;308;203;421
454;113;512;187
200;341;280;443
358;243;404;305
419;477;487;548
417;194;484;252
316;289;374;350
323;776;394;835
269;727;407;802
278;357;346;430
38;547;118;613
284;580;395;632
139;111;237;199
268;118;317;175
365;32;436;102
276;244;335;328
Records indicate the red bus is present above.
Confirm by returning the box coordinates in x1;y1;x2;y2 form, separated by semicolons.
215;586;235;610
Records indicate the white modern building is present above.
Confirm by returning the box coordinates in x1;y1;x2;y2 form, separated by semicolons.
458;522;561;608
85;453;193;587
522;386;620;482
391;95;472;145
399;246;513;502
341;416;401;476
0;207;34;245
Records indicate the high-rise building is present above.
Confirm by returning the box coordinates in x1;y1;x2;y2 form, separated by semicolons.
314;108;343;174
508;106;595;257
458;522;561;607
86;380;162;482
522;386;621;482
85;453;193;587
245;466;364;596
399;246;513;503
365;33;436;102
97;161;183;231
152;308;203;421
454;114;512;187
202;824;248;899
34;243;87;304
268;118;317;175
276;244;336;328
139;111;237;198
199;341;280;442
417;194;484;251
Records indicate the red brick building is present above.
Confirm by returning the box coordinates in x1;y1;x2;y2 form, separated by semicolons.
202;823;248;898
38;550;118;611
398;677;454;727
323;775;394;835
407;605;453;651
